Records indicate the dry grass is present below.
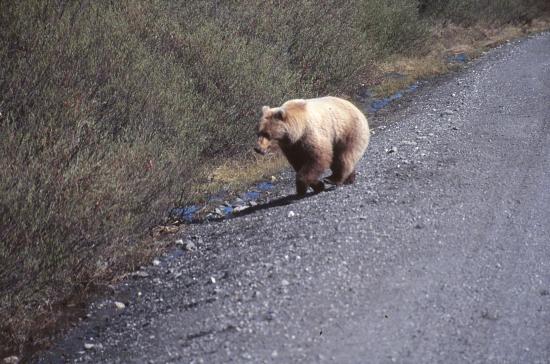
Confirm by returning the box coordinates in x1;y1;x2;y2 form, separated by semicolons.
190;152;288;201
372;16;550;97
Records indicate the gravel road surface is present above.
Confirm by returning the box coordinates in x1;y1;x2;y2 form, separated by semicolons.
37;32;550;364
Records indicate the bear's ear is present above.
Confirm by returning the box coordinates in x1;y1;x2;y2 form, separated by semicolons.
262;106;270;115
272;108;286;121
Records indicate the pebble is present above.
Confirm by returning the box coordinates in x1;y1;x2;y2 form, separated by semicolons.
83;343;95;350
440;109;454;116
234;205;249;213
152;259;161;266
386;146;398;154
176;239;197;251
2;356;19;364
133;271;149;278
287;211;296;218
114;301;126;310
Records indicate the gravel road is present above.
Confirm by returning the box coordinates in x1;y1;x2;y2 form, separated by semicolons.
37;32;550;364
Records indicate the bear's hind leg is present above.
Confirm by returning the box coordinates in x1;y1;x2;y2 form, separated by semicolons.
325;170;343;185
329;150;357;185
343;170;356;185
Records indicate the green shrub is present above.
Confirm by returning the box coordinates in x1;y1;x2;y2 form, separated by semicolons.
357;0;430;57
419;0;550;25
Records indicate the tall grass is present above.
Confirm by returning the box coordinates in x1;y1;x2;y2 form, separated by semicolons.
0;0;547;356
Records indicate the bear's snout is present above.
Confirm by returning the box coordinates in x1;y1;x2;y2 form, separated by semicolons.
254;145;266;155
254;136;270;155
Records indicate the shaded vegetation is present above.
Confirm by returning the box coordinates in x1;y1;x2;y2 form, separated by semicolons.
419;0;550;25
1;0;548;356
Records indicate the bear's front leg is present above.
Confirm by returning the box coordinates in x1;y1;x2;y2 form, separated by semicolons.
295;177;325;196
295;178;309;196
296;163;326;197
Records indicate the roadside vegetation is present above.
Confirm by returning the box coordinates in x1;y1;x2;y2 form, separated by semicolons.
1;0;549;358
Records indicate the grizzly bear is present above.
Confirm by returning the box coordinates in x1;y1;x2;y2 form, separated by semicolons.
254;96;370;196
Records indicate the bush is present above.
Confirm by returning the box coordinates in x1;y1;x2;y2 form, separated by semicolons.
357;0;430;57
418;0;550;25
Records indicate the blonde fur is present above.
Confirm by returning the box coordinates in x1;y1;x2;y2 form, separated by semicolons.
255;96;369;196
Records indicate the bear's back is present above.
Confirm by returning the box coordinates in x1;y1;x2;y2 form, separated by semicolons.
302;97;368;138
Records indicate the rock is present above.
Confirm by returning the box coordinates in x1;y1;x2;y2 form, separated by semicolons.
132;271;149;278
210;277;216;284
3;356;19;364
114;301;126;310
152;259;161;266
440;109;454;116
177;239;197;251
249;200;258;207
281;279;290;286
184;240;197;251
401;140;417;146
386;146;398;154
84;343;95;350
287;211;296;218
233;205;249;213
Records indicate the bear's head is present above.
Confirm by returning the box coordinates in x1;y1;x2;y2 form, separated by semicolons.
254;106;287;155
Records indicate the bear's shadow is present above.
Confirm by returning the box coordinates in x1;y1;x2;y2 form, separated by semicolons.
195;186;336;224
